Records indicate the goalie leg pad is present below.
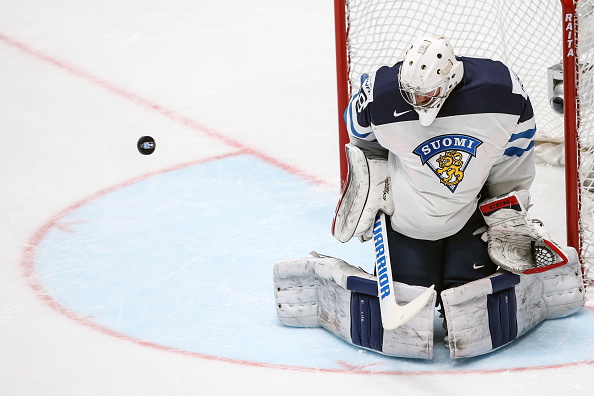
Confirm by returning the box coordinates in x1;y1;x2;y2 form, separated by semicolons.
274;254;436;359
541;247;586;318
441;247;585;359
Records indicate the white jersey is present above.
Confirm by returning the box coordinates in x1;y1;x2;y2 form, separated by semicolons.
345;57;536;240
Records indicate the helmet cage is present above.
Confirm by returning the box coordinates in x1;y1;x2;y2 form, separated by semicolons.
398;71;451;110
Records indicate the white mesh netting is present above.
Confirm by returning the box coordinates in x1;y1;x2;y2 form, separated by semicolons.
344;0;564;144
576;0;594;283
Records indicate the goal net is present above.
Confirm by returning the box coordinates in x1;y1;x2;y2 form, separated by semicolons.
334;0;594;285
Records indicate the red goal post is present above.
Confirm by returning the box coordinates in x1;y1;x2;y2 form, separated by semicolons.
334;0;594;284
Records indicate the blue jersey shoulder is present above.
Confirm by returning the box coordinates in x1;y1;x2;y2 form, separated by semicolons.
366;57;532;126
367;64;414;125
444;57;531;119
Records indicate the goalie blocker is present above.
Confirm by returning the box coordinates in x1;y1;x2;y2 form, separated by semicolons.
332;143;394;243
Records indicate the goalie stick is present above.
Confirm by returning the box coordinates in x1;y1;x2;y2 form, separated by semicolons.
373;212;435;329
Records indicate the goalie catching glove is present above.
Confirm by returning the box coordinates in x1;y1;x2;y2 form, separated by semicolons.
479;191;568;274
332;144;394;243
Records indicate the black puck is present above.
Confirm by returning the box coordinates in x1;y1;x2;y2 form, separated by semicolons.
138;136;156;155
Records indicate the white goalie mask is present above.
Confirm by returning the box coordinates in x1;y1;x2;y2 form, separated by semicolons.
398;35;464;126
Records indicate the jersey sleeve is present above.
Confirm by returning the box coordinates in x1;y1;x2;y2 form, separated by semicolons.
344;73;388;157
485;96;536;198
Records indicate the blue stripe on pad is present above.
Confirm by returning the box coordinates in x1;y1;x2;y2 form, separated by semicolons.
346;275;378;296
490;273;521;293
347;276;383;351
350;292;383;351
487;276;519;349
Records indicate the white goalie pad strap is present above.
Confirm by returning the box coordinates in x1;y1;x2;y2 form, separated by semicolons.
441;247;584;359
273;253;436;359
332;144;394;243
479;190;568;274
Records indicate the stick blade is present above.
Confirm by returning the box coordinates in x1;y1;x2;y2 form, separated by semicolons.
381;285;435;330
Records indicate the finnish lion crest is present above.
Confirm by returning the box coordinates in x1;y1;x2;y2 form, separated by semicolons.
436;150;464;186
413;135;483;193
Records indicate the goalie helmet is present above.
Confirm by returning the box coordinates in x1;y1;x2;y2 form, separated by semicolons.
398;35;464;126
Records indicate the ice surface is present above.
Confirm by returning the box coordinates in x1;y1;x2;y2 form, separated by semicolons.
1;1;593;395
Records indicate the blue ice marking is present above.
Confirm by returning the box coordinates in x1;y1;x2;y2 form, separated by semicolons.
33;154;594;373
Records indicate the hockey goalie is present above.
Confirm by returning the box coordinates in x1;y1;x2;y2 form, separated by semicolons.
274;34;584;359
